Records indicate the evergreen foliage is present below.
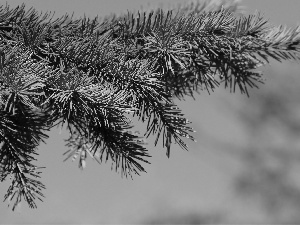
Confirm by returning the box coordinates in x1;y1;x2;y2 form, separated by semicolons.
0;0;300;210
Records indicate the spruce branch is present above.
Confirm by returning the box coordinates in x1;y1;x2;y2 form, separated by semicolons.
0;0;300;210
3;163;45;210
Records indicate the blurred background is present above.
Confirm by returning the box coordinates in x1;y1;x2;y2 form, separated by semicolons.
1;0;300;224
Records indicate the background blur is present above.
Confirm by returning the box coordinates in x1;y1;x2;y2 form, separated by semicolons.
1;0;300;224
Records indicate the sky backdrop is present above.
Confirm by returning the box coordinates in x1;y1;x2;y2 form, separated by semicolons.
1;0;300;224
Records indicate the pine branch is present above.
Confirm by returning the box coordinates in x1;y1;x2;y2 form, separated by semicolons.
0;0;300;210
0;107;49;209
3;164;45;210
113;9;300;97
